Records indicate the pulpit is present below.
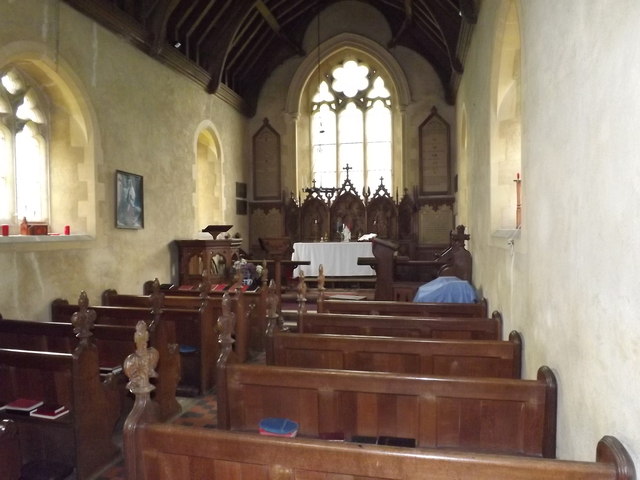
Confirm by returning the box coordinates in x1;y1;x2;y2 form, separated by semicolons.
173;232;242;286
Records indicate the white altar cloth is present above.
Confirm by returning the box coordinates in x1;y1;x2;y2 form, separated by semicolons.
292;242;375;277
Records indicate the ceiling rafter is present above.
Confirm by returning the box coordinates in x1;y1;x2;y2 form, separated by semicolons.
147;0;181;54
255;1;305;55
389;0;413;48
199;2;255;94
62;0;477;112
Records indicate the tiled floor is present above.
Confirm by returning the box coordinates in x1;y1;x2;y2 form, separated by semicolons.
93;393;218;479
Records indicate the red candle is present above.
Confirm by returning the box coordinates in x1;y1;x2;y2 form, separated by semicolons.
64;225;70;235
1;224;8;236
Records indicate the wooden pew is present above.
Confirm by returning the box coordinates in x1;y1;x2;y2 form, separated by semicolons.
217;362;557;457
266;328;522;378
50;297;181;417
0;315;178;429
0;419;22;480
121;321;635;480
0;321;120;479
292;311;503;340
217;308;555;458
125;427;635;480
141;273;267;360
102;279;221;392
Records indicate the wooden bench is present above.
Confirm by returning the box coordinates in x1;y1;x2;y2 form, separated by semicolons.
266;328;522;378
102;281;222;392
121;320;635;480
141;275;267;360
124;427;635;480
0;333;120;479
217;311;555;458
217;362;557;457
292;311;503;340
50;297;181;416
0;315;180;426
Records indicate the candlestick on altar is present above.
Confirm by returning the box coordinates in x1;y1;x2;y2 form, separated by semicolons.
514;173;522;229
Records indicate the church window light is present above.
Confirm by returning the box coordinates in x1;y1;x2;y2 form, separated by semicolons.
311;59;392;193
0;68;49;224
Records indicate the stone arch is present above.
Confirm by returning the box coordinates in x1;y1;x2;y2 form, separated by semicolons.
194;121;223;230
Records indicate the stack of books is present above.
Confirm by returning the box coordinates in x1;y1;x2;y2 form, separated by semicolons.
29;404;70;420
0;398;44;415
258;418;299;438
0;399;70;420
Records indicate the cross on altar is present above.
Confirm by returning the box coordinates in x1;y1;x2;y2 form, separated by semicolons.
342;164;352;179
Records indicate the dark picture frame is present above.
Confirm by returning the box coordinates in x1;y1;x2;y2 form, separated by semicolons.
116;170;144;229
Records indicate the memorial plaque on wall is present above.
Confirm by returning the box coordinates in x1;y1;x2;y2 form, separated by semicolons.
418;204;453;245
419;107;451;195
253;118;281;200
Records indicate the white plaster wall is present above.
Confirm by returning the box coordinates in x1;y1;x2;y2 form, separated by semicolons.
458;0;639;465
0;1;248;319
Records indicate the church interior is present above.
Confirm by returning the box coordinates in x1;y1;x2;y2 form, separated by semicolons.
0;0;639;478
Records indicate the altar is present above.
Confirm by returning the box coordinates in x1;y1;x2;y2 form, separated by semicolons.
292;241;375;277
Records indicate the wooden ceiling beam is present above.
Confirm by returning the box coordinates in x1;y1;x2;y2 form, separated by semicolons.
255;0;305;55
148;0;181;54
202;2;255;94
389;0;413;48
459;0;478;24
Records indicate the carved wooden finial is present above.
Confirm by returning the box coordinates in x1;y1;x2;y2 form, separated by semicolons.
124;321;159;395
450;224;470;246
296;272;307;321
266;279;278;319
261;261;269;290
200;268;212;298
149;279;164;331
317;264;326;307
317;265;325;292
217;293;236;362
71;291;95;341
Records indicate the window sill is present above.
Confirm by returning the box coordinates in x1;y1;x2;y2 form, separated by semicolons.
492;228;521;239
0;234;94;248
490;228;522;251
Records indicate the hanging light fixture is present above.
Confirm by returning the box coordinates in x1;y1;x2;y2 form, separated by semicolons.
316;1;325;135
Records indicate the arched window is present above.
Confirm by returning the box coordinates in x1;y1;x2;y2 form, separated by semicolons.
490;1;522;232
0;68;49;224
311;59;392;193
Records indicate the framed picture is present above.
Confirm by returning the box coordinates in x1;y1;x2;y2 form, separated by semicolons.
116;170;144;229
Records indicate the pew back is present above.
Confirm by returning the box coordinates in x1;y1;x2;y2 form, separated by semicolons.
50;302;181;418
318;297;488;317
295;311;502;340
0;318;133;370
128;427;635;480
217;363;557;458
100;292;220;392
267;330;522;378
0;345;120;479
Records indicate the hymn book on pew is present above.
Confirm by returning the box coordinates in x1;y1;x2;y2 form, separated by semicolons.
258;418;298;437
29;404;70;420
0;398;44;414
